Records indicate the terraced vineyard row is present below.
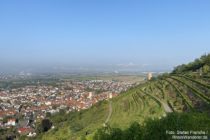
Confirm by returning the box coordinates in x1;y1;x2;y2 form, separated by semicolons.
109;87;164;127
138;74;210;113
164;79;194;110
171;76;210;103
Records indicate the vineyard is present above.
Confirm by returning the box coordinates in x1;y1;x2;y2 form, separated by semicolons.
37;73;210;140
35;54;210;140
108;73;210;127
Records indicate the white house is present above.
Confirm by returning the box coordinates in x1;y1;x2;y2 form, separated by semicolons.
7;119;16;126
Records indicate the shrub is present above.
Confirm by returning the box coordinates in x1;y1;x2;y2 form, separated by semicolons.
93;112;210;140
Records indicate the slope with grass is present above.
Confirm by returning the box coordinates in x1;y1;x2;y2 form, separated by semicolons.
34;54;210;140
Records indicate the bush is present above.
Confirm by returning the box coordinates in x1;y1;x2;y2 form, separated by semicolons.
143;112;210;140
93;112;210;140
36;119;53;133
93;122;142;140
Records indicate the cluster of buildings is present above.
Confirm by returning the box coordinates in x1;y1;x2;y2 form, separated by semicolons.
0;79;134;137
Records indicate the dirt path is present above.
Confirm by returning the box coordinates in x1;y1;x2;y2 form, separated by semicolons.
105;101;112;124
141;90;173;113
161;101;173;113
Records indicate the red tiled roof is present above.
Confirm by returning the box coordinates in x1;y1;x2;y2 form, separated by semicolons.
8;119;16;122
18;127;33;134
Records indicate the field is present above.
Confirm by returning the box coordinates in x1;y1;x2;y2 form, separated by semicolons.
61;74;146;84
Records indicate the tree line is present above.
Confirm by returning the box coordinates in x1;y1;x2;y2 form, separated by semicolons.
172;53;210;74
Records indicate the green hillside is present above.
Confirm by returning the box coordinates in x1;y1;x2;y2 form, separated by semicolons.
34;54;210;140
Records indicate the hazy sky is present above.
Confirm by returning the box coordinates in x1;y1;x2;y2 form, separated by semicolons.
0;0;210;71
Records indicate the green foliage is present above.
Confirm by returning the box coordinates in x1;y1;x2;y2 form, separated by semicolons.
172;53;210;74
70;122;84;132
46;112;51;118
144;112;210;140
42;119;52;132
49;110;69;125
157;73;169;79
19;135;27;140
201;53;210;65
123;122;143;140
93;112;210;140
93;127;123;140
0;127;17;140
93;128;112;140
93;122;143;140
36;119;53;133
80;135;87;140
202;65;210;74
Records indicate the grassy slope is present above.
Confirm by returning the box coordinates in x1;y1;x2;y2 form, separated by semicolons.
37;73;210;140
37;85;165;140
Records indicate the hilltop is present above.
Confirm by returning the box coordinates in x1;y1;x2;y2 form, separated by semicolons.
32;54;210;140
